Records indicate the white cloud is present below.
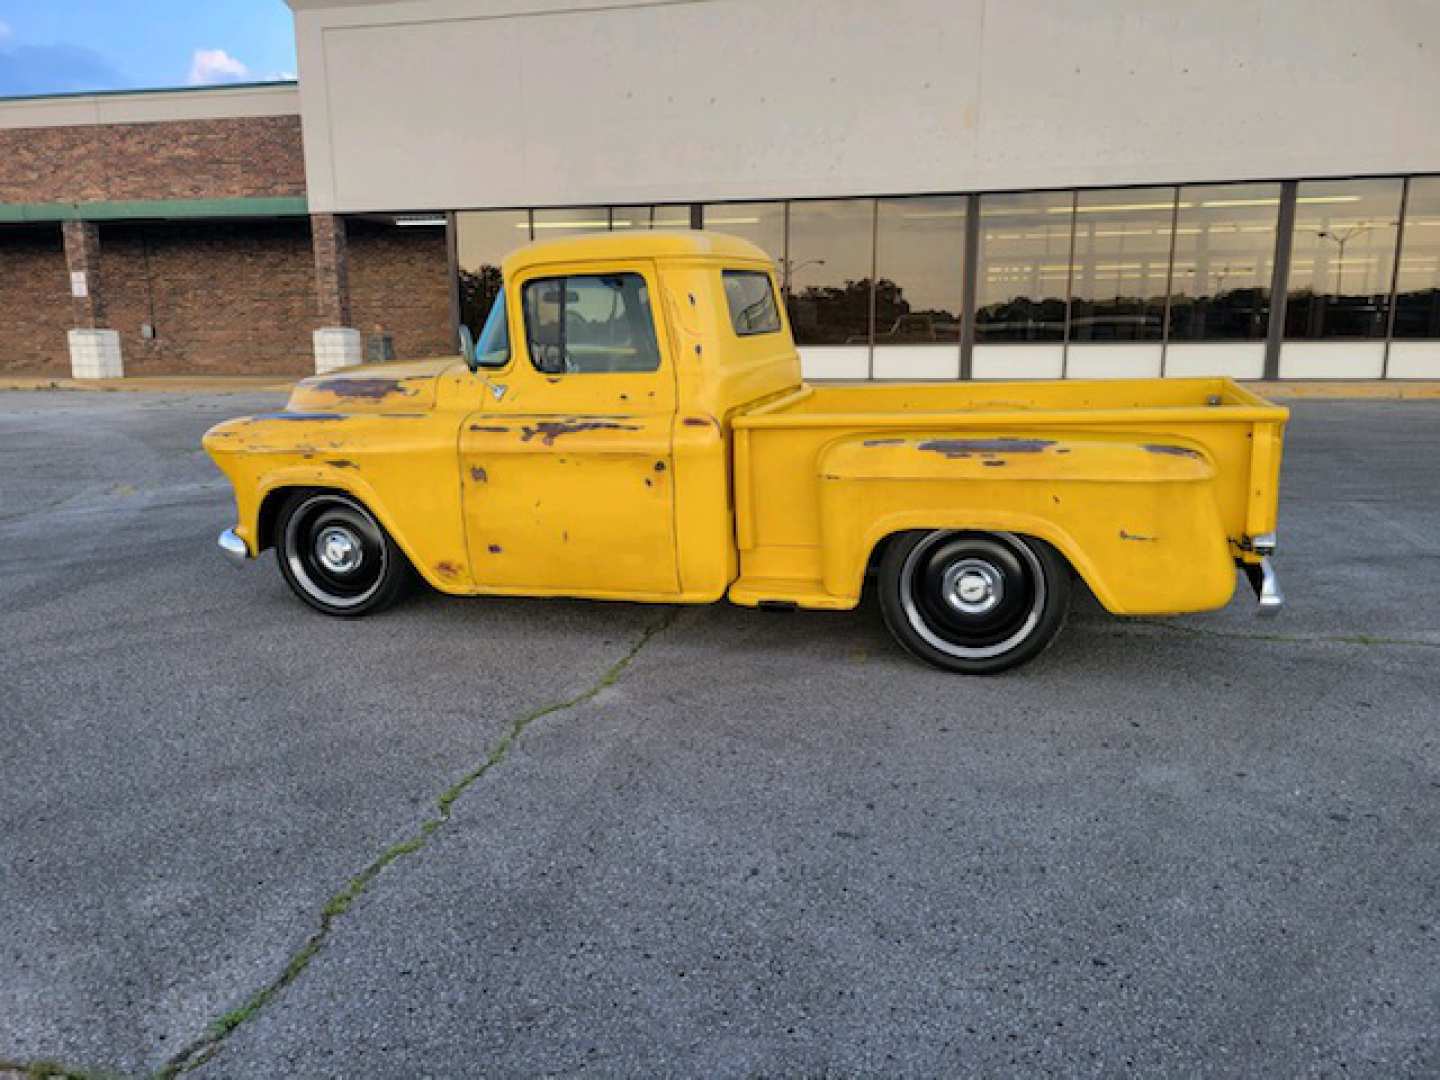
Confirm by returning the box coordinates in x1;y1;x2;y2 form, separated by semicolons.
0;20;13;43
187;47;249;86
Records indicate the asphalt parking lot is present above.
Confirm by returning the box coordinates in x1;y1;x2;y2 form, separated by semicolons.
2;389;1438;1078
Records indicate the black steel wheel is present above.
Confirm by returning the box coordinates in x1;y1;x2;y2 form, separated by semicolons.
878;530;1070;674
275;491;410;616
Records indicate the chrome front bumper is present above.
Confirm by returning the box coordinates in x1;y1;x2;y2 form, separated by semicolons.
218;528;251;566
1243;556;1284;615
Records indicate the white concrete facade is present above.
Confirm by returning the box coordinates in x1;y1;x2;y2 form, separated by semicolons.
287;0;1440;215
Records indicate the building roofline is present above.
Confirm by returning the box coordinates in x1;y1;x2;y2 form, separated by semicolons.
0;80;298;105
0;81;301;130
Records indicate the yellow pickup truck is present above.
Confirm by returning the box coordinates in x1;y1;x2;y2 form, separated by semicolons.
204;231;1287;673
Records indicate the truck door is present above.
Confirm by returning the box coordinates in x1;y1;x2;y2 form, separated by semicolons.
459;262;680;597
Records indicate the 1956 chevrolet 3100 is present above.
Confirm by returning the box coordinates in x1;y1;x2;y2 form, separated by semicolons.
204;231;1287;674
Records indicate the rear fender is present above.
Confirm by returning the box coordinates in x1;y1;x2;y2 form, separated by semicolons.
817;433;1236;615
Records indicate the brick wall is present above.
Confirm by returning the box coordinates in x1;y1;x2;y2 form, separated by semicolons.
0;115;305;204
0;226;72;375
349;219;454;361
103;220;315;376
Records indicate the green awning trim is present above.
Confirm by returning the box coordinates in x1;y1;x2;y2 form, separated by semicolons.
0;196;309;223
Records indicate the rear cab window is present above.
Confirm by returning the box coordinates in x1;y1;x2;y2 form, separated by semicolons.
722;270;782;335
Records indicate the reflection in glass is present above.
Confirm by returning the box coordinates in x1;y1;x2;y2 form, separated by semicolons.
456;210;530;336
784;199;876;346
1394;177;1440;339
874;197;965;345
1285;179;1402;339
975;191;1073;342
702;202;785;263
610;205;693;230
531;207;612;238
1166;183;1279;341
1068;187;1173;341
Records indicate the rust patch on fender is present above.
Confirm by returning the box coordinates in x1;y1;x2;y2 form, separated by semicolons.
918;437;1055;458
435;561;462;577
326;458;359;469
469;424;509;433
470;466;488;482
1119;529;1157;542
519;420;639;446
311;377;415;400
982;459;1006;468
1142;443;1203;459
682;415;718;429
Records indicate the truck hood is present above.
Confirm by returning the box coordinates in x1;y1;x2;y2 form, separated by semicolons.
284;357;464;413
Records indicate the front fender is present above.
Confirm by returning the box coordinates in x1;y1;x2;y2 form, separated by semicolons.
202;411;474;593
817;432;1236;615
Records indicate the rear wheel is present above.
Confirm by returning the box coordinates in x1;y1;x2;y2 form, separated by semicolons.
275;491;410;616
878;530;1070;674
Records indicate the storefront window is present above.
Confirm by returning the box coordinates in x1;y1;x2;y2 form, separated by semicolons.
975;191;1073;342
456;210;530;336
783;199;876;346
702;201;785;263
530;207;612;238
1393;177;1440;339
610;205;693;230
1166;183;1279;341
873;196;965;345
1285;179;1403;339
1068;187;1173;342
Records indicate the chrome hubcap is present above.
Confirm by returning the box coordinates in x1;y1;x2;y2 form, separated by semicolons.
942;558;1003;615
315;526;363;574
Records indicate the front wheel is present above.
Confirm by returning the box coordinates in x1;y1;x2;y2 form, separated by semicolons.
878;530;1071;674
275;491;411;616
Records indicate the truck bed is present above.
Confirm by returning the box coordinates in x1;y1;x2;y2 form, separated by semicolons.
729;377;1288;612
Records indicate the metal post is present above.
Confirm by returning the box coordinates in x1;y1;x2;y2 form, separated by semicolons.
959;193;980;380
1382;176;1409;379
1263;180;1298;381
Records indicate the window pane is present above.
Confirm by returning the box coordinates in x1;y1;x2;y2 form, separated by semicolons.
975;191;1072;342
610;205;693;231
702;202;784;262
1285;179;1403;339
1394;177;1440;339
874;196;965;345
1068;187;1173;342
456;210;529;336
531;207;612;238
521;273;660;374
1166;182;1279;341
722;270;781;335
784;199;875;346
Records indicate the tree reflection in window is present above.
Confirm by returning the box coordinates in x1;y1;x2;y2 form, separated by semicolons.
1285;179;1402;340
1394;177;1440;340
974;191;1073;342
1167;183;1279;341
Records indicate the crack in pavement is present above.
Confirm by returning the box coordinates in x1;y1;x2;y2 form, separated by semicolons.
156;607;679;1078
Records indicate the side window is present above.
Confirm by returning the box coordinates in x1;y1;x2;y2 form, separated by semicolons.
722;269;782;335
520;272;660;374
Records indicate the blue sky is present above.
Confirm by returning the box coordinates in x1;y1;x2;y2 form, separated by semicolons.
0;1;297;97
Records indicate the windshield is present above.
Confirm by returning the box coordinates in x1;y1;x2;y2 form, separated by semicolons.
475;292;510;368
